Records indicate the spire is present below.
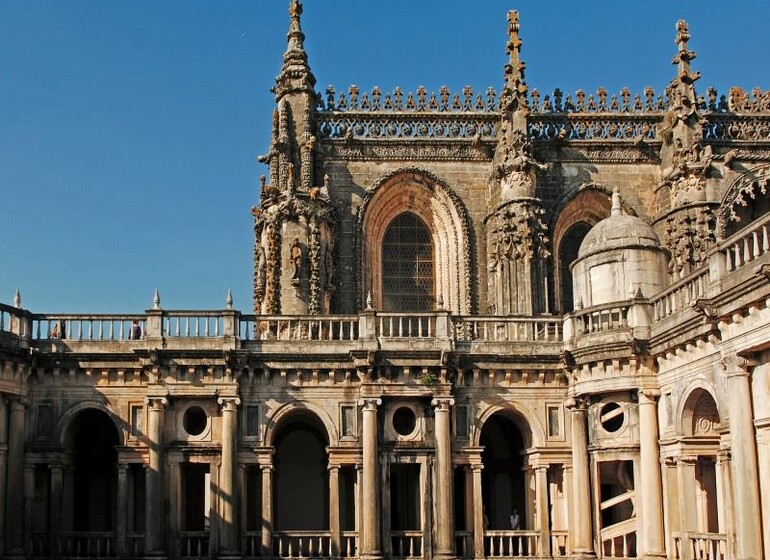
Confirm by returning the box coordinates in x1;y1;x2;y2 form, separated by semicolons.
502;10;528;113
670;20;699;114
274;0;316;99
13;288;21;308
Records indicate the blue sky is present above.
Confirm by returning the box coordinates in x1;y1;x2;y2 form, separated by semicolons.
1;1;768;313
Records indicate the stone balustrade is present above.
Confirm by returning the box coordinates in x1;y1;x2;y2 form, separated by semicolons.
652;267;710;321
390;530;423;559
484;530;540;558
672;532;730;560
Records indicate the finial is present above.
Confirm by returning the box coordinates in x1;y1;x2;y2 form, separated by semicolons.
275;0;316;97
13;288;21;308
226;289;233;310
366;291;373;310
503;10;528;110
153;288;161;310
611;188;622;217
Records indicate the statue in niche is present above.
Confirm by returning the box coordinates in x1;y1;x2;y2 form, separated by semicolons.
289;237;303;285
325;246;336;291
255;245;267;298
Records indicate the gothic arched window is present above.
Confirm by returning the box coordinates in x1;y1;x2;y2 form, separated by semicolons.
381;213;435;312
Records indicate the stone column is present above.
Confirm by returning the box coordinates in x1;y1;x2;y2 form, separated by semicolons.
754;421;770;556
638;389;665;558
471;463;485;560
260;462;273;557
23;463;34;557
433;398;455;558
218;397;240;556
0;396;8;557
4;397;27;557
723;357;763;560
535;466;550;556
359;398;382;559
62;465;74;532
329;465;341;557
144;396;167;557
116;464;129;556
676;456;698;532
49;464;63;538
566;398;594;557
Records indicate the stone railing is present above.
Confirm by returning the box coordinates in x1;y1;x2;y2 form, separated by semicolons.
454;530;473;558
0;303;30;339
484;530;539;557
672;532;730;560
390;530;423;559
240;314;359;341
572;303;630;335
720;212;770;272
31;314;146;342
272;531;332;558
162;311;225;338
550;530;569;557
341;531;359;557
177;531;210;559
57;531;117;559
454;316;562;343
652;267;710;322
599;518;636;558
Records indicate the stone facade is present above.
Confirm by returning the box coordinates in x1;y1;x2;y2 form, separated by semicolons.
1;3;770;560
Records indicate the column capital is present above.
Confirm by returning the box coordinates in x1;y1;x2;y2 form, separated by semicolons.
116;463;129;474
8;395;29;410
328;464;340;474
638;388;660;404
720;353;755;377
218;396;241;411
564;396;587;412
431;397;454;411
145;396;168;409
358;397;382;411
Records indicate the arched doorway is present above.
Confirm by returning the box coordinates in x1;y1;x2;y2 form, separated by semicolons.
273;411;330;531
65;408;121;532
480;412;528;530
382;212;435;312
681;389;722;534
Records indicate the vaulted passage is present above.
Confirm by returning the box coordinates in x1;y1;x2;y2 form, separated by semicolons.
274;413;330;530
68;409;120;531
480;413;526;529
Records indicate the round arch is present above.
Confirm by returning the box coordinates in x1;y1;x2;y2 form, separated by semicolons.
471;401;543;450
59;401;125;448
263;401;336;448
359;168;475;314
678;384;721;437
718;164;770;236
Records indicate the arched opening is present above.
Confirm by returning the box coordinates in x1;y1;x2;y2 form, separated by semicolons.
65;408;120;532
273;411;330;531
721;166;770;238
360;169;474;314
552;188;612;313
559;222;591;312
681;389;721;534
382;212;435;312
480;413;527;530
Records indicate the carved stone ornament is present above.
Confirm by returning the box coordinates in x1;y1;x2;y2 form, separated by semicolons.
487;200;550;265
663;205;716;277
718;164;770;231
493;129;547;200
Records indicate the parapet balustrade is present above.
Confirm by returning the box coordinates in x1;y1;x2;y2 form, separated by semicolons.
720;211;770;272
652;267;710;322
672;532;730;560
390;530;423;559
484;530;541;558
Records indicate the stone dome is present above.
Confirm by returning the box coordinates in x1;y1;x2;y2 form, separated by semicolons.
577;190;660;259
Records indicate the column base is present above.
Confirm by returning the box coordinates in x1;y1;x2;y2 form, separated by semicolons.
643;553;666;560
570;549;596;558
360;553;383;560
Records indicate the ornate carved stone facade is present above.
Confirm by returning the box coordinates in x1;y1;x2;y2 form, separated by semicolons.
3;4;770;560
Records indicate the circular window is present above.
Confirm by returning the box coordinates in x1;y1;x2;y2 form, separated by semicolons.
183;406;208;436
393;407;417;436
600;402;625;433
